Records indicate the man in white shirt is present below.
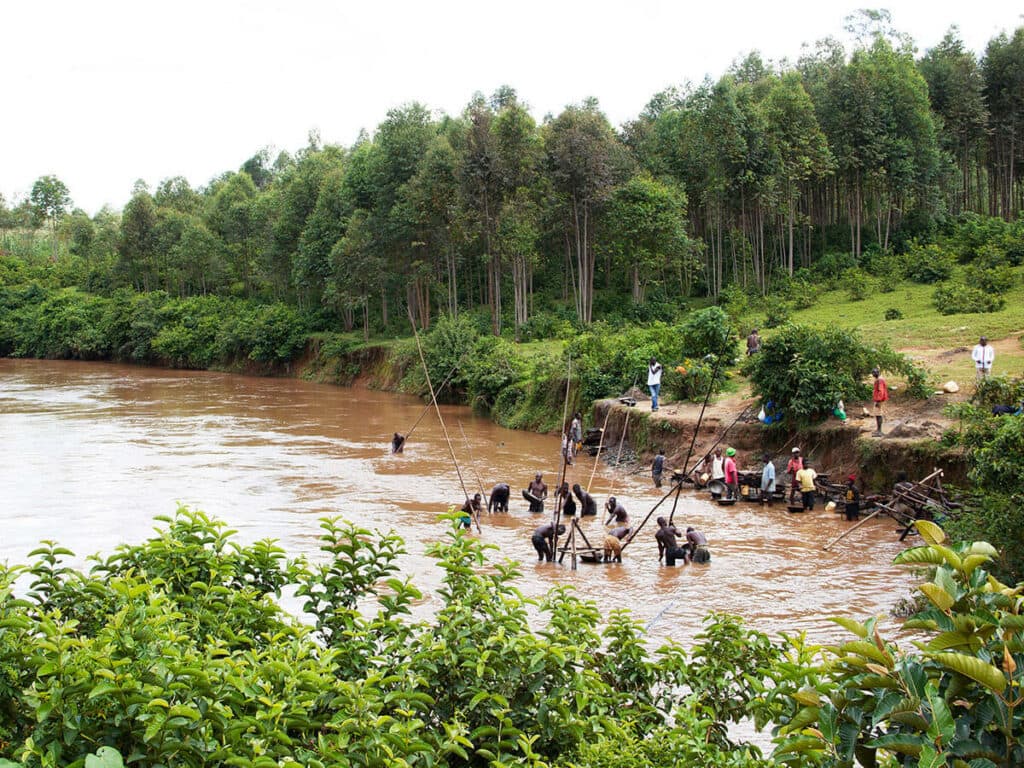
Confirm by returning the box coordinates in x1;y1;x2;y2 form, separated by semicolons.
648;357;663;411
972;336;994;380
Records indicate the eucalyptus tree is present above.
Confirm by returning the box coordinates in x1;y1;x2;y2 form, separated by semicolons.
294;168;348;308
919;29;989;214
600;174;690;304
30;175;71;260
982;27;1024;220
763;72;832;275
117;191;159;291
544;99;624;324
206;171;262;297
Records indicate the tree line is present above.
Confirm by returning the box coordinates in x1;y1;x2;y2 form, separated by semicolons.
1;14;1022;339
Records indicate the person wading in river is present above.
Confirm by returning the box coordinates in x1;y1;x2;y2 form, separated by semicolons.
487;483;510;513
786;448;803;503
651;448;666;488
532;522;566;562
684;527;710;564
525;473;548;513
723;448;739;499
572;483;598;516
655;516;686;566
556;482;577;517
459;494;483;529
391;432;406;453
603;524;631;563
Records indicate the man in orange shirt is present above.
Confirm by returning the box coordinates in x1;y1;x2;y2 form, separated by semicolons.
872;367;888;436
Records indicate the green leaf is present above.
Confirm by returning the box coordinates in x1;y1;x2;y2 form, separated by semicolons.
85;747;124;768
920;583;955;612
927;693;955;746
829;616;869;638
894;547;947;566
867;733;927;756
914;521;947;546
928;652;1006;693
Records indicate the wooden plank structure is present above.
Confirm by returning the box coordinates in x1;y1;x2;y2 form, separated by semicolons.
823;468;956;551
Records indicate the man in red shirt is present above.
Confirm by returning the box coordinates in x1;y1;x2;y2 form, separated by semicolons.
723;447;739;499
872;367;888;436
786;447;803;503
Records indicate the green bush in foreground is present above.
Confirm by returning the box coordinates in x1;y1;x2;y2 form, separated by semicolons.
1;510;1022;767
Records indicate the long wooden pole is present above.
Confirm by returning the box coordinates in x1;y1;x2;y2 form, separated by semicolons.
408;309;479;533
457;420;488;504
587;407;612;491
404;351;468;442
621;480;683;550
551;357;573;557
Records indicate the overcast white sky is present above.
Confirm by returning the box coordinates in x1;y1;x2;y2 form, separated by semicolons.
2;1;1021;215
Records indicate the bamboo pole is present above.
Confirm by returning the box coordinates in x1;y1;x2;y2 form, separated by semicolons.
587;407;613;491
407;309;479;533
551;357;573;557
404;351;469;442
621;479;684;551
457;420;489;505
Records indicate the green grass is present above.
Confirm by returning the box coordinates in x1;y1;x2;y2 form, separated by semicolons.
788;270;1024;350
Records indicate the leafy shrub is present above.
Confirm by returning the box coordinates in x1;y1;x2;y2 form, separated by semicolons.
814;251;858;283
765;303;794;329
902;242;955;283
964;255;1017;296
679;305;738;362
971;374;1024;409
840;267;875;301
744;324;927;426
932;282;1006;315
518;310;577;341
884;307;903;320
663;358;719;401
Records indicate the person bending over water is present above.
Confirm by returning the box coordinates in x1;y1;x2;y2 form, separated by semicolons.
532;522;566;562
488;483;510;513
572;483;598;516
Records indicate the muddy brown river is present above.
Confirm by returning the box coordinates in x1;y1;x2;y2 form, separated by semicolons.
0;358;916;648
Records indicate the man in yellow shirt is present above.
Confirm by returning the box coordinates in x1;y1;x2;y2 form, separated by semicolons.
795;461;818;511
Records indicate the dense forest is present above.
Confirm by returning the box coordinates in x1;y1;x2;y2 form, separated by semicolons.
2;15;1022;341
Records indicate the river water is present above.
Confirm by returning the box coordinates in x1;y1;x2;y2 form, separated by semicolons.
0;358;917;648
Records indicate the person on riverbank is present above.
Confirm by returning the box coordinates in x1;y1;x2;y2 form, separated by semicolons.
872;367;888;437
844;474;861;521
655;516;687;566
525;473;548;513
760;453;776;502
532;522;566;562
391;432;406;453
488;483;510;513
605;496;628;525
746;328;761;356
572;483;598;516
684;527;710;564
786;447;803;503
796;461;818;511
972;336;994;380
648;357;663;412
692;454;711;487
603;525;631;563
557;482;577;517
652;448;666;488
570;412;583;458
723;447;739;499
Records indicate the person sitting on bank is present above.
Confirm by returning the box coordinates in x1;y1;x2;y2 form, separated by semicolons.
572;483;598;516
556;482;577;517
460;493;483;528
760;452;776;503
795;461;818;511
603;525;632;563
723;447;739;499
652;448;666;488
391;432;406;454
488;482;510;513
532;522;566;562
684;527;710;563
605;495;628;526
524;473;548;513
655;516;687;566
844;474;861;521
